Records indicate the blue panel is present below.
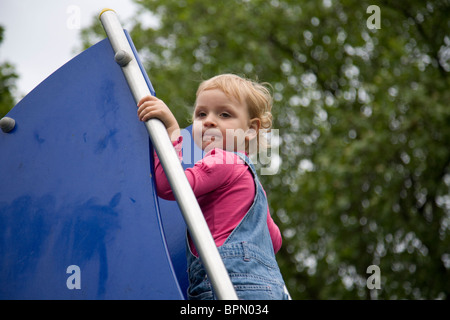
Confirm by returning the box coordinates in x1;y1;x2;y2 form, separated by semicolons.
0;37;187;299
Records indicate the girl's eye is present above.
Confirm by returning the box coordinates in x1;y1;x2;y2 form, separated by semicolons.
221;113;231;118
196;112;206;118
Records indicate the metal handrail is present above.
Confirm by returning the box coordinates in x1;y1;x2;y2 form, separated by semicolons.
99;9;237;300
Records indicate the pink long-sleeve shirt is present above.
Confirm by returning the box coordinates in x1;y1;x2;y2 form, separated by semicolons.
153;136;282;256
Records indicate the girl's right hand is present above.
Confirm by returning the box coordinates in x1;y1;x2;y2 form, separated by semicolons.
137;95;180;141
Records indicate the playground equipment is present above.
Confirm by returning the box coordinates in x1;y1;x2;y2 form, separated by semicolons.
0;9;237;300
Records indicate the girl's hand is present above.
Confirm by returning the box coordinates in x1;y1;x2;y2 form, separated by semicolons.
137;95;180;141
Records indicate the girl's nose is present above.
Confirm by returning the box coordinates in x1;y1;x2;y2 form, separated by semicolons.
203;114;217;127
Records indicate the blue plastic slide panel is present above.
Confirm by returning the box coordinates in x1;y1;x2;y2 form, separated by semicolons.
0;38;185;299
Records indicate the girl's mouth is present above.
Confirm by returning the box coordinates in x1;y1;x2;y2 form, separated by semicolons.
202;129;222;141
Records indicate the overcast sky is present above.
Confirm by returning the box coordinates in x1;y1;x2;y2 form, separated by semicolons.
0;0;141;100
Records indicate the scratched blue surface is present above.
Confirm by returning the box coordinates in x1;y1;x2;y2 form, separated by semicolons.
0;35;188;299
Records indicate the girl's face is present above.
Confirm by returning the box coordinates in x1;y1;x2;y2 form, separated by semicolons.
193;89;259;153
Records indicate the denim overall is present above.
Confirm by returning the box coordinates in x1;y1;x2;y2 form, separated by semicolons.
186;152;289;300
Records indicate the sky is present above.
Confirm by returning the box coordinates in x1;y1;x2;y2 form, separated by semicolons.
0;0;143;101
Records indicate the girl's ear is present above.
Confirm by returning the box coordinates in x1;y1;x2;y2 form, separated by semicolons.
246;118;261;141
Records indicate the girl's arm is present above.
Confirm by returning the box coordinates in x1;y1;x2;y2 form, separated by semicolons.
266;209;282;253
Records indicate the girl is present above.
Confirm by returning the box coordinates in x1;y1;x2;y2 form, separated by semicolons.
137;74;289;300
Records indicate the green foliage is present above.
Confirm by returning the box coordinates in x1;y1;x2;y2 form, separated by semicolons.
83;0;450;299
0;26;18;118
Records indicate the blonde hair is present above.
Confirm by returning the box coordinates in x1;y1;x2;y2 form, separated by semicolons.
195;74;273;151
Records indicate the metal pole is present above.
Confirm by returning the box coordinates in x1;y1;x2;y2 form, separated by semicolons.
99;9;238;300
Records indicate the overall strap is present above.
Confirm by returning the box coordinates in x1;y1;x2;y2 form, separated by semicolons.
233;152;258;181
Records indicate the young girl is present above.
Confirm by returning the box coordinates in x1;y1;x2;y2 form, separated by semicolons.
137;74;289;300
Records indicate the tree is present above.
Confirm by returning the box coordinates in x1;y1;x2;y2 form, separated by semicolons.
0;26;18;118
82;0;450;299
